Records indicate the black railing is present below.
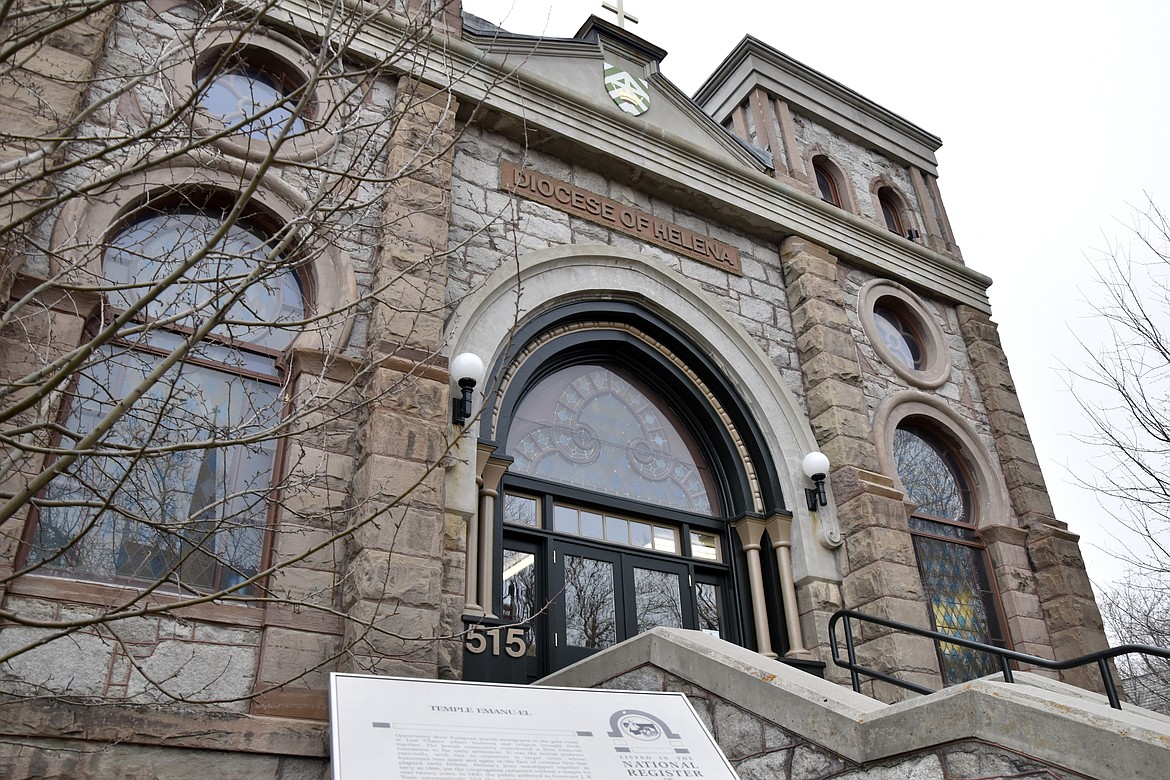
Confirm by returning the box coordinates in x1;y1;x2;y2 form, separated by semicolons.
828;609;1170;710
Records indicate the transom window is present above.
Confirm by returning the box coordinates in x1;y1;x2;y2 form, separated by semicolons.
26;206;304;595
506;363;717;515
893;427;970;522
504;494;721;562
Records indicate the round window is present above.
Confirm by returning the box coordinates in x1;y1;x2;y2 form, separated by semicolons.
168;27;343;162
859;280;950;389
873;305;923;371
198;64;310;140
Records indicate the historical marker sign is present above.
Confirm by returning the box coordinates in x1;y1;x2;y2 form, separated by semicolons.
330;674;739;779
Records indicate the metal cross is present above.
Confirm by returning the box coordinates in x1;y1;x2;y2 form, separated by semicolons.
601;0;639;28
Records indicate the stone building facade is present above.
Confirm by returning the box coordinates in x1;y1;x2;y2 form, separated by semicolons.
0;0;1125;776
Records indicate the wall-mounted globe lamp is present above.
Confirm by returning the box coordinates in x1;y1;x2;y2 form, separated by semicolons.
451;352;485;426
802;451;830;511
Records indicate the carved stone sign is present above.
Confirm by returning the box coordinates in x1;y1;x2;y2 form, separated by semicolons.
330;674;739;779
501;161;742;275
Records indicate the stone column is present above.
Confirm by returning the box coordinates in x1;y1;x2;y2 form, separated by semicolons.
341;78;460;678
783;237;941;697
474;447;510;618
957;306;1110;691
766;514;811;658
733;518;776;659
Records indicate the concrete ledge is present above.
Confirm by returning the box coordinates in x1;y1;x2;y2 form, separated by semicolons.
541;628;1170;780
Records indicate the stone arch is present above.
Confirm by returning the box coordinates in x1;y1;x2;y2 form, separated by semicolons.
445;244;841;582
803;146;858;214
868;176;920;238
49;152;358;354
872;390;1013;528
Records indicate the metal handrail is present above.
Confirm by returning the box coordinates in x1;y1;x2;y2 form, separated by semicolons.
828;609;1170;710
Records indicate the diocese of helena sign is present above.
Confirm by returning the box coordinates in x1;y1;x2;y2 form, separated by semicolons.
329;674;740;779
501;162;743;275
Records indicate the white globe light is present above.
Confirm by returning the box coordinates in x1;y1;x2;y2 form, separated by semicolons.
451;352;485;384
802;451;830;479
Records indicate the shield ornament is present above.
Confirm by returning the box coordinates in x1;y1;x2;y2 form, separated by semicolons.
604;62;651;116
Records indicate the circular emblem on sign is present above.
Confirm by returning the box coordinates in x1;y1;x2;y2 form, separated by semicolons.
618;713;662;741
604;62;651;116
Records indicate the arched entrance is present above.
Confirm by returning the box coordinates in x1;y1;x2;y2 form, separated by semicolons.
447;246;838;683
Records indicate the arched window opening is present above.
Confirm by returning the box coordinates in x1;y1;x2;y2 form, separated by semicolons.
25;205;305;596
894;426;1006;685
813;157;842;208
465;305;805;684
879;187;906;236
506;363;718;515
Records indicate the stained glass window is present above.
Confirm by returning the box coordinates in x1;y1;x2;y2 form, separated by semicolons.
893;428;969;522
894;426;1005;685
505;364;716;514
910;518;1001;685
28;209;304;594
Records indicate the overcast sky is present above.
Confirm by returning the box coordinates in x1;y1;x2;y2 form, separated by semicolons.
463;0;1170;593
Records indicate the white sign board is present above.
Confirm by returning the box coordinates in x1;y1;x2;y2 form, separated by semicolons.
330;674;739;779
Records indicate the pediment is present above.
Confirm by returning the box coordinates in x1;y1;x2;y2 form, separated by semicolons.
462;14;769;176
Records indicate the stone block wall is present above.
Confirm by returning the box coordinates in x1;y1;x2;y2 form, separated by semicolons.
445;125;806;403
601;664;1093;780
0;0;117;303
781;236;940;695
0;0;465;739
958;306;1109;688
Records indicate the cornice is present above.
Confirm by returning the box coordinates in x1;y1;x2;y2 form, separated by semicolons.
258;1;992;312
696;37;943;174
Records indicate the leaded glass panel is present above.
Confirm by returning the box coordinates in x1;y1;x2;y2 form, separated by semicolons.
912;534;1000;685
506;364;716;514
893;428;969;522
895;425;1005;686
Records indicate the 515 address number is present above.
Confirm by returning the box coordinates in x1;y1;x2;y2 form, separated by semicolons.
465;627;527;658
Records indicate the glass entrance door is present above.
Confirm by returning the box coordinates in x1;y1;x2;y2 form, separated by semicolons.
549;540;694;670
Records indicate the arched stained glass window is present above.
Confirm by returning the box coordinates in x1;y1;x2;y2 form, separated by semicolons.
894;427;1005;685
506;363;716;515
893;428;969;522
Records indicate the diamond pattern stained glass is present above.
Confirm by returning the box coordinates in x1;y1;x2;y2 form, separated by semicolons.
913;531;1000;685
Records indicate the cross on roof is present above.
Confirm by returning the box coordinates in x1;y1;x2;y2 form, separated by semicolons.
602;0;639;28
